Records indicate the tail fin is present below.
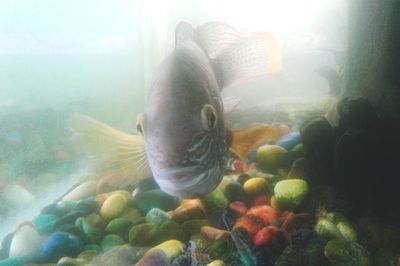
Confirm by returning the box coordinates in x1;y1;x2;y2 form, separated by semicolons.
68;115;151;186
228;125;281;160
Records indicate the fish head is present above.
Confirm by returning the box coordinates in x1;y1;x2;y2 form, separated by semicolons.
143;41;228;198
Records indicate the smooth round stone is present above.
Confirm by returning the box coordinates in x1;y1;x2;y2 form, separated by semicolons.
119;207;142;221
236;173;252;185
54;211;86;229
234;215;265;236
243;177;268;196
1;233;13;258
246;206;278;226
62;181;97;201
276;132;301;151
170;199;206;223
133;189;179;215
273;179;309;210
100;193;128;220
137;240;184;265
336;221;357;242
253;226;280;247
9;224;42;257
73;198;99;215
324;239;372;266
105;218;133;234
207;260;226;266
145;208;171;224
32;214;57;235
82;244;102;252
256;145;287;170
315;218;342;240
181;219;209;235
75;215;103;244
201;188;229;211
201;226;229;240
89;245;149;266
101;235;125;252
36;232;81;263
0;255;35;266
129;221;187;246
229;201;248;216
223;181;246;202
56;224;81;237
292;144;303;152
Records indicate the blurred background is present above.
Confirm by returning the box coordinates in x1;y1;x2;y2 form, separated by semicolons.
0;0;347;239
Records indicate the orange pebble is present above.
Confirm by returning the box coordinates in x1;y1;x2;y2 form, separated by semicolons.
253;226;281;247
229;201;248;216
252;195;271;206
234;214;265;236
247;205;278;226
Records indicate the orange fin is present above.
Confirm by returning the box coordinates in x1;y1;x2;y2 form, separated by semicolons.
228;125;281;160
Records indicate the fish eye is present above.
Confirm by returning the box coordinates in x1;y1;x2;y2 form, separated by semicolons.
136;113;145;136
201;104;217;131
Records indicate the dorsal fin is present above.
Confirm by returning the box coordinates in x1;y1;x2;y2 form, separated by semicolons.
175;21;195;46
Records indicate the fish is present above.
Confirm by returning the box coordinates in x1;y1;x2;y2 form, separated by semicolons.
69;21;282;198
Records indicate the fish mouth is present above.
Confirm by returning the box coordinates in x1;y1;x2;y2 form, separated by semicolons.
154;165;224;198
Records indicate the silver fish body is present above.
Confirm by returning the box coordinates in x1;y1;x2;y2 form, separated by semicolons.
144;41;227;198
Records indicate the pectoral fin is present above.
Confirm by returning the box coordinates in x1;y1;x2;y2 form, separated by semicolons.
228;125;281;160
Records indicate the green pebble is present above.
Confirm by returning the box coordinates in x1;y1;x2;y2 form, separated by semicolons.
315;218;342;240
32;214;57;235
119;208;142;222
274;179;309;210
324;239;372;266
181;219;209;235
75;214;104;243
83;244;102;252
292;144;303;152
274;247;306;266
145;208;171;224
105;218;133;234
101;235;125;252
256;145;287;170
337;221;357;242
133;189;179;215
201;188;228;212
129;221;187;246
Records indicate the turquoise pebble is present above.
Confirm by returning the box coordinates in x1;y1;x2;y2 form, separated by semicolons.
145;208;171;224
32;214;57;235
133;189;179;215
0;255;35;266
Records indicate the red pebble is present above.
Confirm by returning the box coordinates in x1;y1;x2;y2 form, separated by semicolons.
252;195;271;206
247;205;278;226
234;214;265;236
229;201;248;216
233;160;244;172
253;226;281;247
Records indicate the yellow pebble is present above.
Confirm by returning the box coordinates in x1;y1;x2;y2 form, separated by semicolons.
206;259;226;266
147;240;184;260
243;177;268;195
100;193;128;220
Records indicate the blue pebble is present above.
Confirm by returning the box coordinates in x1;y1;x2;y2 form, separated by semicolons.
36;232;81;263
0;233;13;258
276;132;301;150
245;149;258;163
